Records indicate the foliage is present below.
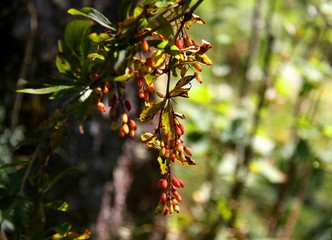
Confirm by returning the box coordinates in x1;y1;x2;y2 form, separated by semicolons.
1;0;212;239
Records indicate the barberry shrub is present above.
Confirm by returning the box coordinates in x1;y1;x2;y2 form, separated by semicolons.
10;0;211;238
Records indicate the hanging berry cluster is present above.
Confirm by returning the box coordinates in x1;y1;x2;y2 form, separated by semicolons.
56;0;212;215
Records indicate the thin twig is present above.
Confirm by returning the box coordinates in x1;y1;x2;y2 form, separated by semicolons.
11;0;38;129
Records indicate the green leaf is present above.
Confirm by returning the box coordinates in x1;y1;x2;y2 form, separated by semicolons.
140;132;160;149
139;101;164;123
113;73;133;82
56;55;72;74
89;32;112;44
17;85;74;94
148;40;169;49
68;7;116;31
145;73;159;85
150;49;167;68
157;156;169;175
64;20;93;60
87;52;105;61
46;201;69;212
161;104;174;135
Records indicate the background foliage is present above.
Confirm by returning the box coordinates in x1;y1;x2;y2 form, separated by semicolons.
1;0;332;239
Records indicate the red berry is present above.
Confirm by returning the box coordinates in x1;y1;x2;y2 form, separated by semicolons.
125;100;132;111
195;72;203;84
176;39;184;50
146;57;156;69
183;146;192;156
193;62;202;72
121;123;130;135
178;179;184;188
173;190;182;202
174;125;182;137
129;119;137;130
184;36;193;47
141;39;149;52
129;129;135;138
160;193;167;203
178;123;185;134
163;206;169;215
157;179;168;190
172;178;181;188
121;113;128;123
97;101;106;112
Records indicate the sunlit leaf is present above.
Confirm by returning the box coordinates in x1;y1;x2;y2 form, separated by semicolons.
17;85;74;94
140;132;160;149
185;13;206;29
175;156;196;166
52;229;91;240
169;86;190;98
196;53;213;65
175;75;195;88
161;104;174;135
150;49;167;67
113;73;133;82
89;32;112;44
68;7;116;31
148;40;169;49
157;156;169;175
139;101;164;123
87;53;105;61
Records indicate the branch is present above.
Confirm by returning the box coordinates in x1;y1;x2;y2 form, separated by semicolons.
11;0;38;130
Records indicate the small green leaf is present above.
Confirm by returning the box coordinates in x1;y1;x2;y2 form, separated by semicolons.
87;52;105;61
139;101;164;123
56;55;72;74
46;201;69;212
157;156;169;175
17;85;74;94
145;74;158;85
113;73;133;82
68;7;116;31
89;32;112;44
148;40;169;49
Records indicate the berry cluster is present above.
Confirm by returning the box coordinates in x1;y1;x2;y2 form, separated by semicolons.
155;172;184;215
159;123;193;166
93;78;138;138
119;113;137;138
87;6;212;216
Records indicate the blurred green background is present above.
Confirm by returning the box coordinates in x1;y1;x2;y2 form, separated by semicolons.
1;0;332;239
